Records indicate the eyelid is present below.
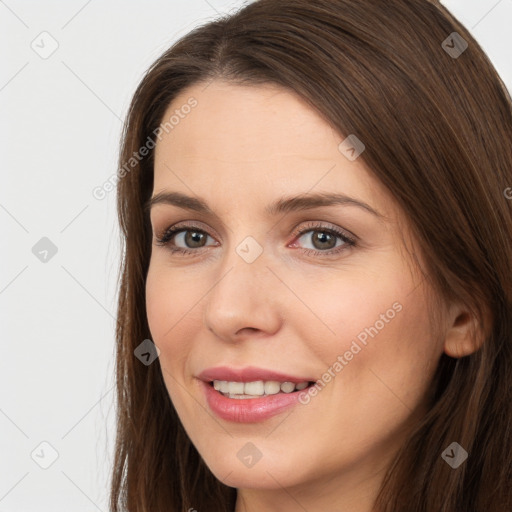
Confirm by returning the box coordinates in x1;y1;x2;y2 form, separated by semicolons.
290;220;356;245
154;219;358;260
154;219;216;242
154;218;355;240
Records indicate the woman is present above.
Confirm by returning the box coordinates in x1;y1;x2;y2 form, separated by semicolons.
110;1;512;510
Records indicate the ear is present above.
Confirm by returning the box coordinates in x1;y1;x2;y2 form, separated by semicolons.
443;302;489;358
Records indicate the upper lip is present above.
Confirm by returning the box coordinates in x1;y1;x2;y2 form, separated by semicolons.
198;366;314;383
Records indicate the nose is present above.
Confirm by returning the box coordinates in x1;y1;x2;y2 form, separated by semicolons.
203;242;282;343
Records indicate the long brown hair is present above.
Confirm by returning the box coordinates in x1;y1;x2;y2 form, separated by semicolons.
111;1;512;510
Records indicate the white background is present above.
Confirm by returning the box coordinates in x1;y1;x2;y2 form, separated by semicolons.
1;1;511;510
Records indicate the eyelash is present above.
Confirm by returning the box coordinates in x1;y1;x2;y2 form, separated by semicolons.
154;220;357;258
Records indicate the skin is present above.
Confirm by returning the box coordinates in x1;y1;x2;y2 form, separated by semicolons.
145;80;478;512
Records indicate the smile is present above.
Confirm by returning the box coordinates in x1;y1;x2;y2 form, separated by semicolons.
212;379;311;398
197;366;317;422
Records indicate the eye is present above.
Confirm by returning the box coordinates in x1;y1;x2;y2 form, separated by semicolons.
289;221;356;257
154;222;218;256
154;220;356;258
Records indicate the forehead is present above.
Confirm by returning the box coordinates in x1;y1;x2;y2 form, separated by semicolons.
152;80;395;221
155;81;347;164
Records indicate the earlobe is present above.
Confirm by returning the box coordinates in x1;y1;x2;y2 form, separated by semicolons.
443;309;486;359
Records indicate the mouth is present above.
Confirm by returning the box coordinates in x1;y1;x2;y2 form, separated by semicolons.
197;366;318;422
199;378;317;423
209;379;316;399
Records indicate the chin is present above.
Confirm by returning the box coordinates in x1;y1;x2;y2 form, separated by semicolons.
198;446;307;490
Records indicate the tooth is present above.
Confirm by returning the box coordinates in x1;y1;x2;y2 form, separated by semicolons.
264;381;281;395
280;381;295;393
213;379;310;397
228;381;245;394
244;381;265;395
218;381;230;393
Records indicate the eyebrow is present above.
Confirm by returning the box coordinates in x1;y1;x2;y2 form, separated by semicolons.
145;191;385;219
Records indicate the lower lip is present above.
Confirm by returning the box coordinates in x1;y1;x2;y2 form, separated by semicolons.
201;380;308;423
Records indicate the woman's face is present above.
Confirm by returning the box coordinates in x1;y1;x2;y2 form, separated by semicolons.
146;80;446;506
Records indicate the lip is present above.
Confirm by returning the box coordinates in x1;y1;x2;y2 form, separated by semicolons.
197;366;315;423
197;365;313;384
200;380;311;423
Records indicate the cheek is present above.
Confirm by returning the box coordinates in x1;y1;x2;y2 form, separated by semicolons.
145;268;195;419
295;268;410;359
145;260;201;340
145;264;198;377
146;266;170;349
145;267;217;451
299;268;438;410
